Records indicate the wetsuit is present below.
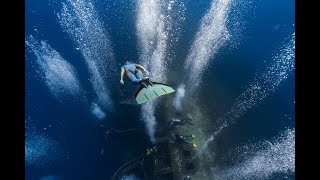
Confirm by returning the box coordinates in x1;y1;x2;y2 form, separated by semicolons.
122;63;144;84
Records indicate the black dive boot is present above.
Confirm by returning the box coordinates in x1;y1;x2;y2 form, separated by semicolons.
139;80;148;88
145;77;154;86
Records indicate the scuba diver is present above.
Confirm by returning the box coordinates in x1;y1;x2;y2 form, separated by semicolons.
120;61;153;88
100;126;136;157
119;61;175;104
145;146;158;156
169;117;193;130
99;125;136;143
104;127;136;142
171;131;197;148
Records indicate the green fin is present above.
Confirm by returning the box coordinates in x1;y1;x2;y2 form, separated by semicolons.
135;82;175;104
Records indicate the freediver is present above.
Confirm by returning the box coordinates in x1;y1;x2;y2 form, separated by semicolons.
169;117;193;130
120;61;153;87
120;60;175;104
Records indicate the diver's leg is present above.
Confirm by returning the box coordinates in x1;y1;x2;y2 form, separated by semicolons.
183;117;192;121
135;69;149;87
169;122;175;130
185;135;194;140
146;77;153;86
135;69;144;80
180;120;194;126
182;117;193;125
139;81;148;88
135;69;153;86
126;71;140;84
182;140;192;146
186;121;194;125
179;120;188;125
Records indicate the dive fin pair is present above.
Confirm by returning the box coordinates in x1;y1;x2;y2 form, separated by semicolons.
135;79;175;104
139;77;153;88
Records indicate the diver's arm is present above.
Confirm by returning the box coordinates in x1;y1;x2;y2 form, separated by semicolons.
111;128;136;133
135;64;148;74
120;67;125;84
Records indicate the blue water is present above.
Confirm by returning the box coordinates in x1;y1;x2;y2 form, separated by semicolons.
25;0;294;179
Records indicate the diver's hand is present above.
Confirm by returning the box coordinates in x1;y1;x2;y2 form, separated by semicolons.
120;80;124;85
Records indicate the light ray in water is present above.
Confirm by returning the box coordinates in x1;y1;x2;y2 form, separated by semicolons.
25;132;66;168
25;116;68;168
184;0;231;94
136;0;168;82
164;0;187;64
173;83;185;112
136;0;175;142
136;0;159;67
198;33;295;157
58;0;115;112
140;103;157;143
90;102;106;120
26;35;83;102
212;128;295;179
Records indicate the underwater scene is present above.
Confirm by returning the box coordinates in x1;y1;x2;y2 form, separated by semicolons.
25;0;294;179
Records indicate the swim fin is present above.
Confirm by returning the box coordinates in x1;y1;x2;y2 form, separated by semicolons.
134;81;175;104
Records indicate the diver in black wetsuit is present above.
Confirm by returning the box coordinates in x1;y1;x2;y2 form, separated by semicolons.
104;127;136;142
100;126;137;157
171;131;197;148
169;117;193;130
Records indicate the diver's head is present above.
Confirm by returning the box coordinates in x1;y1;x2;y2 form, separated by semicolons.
125;60;130;65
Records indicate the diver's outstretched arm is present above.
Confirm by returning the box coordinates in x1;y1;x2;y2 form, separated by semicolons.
120;67;125;84
135;64;148;74
111;128;136;133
